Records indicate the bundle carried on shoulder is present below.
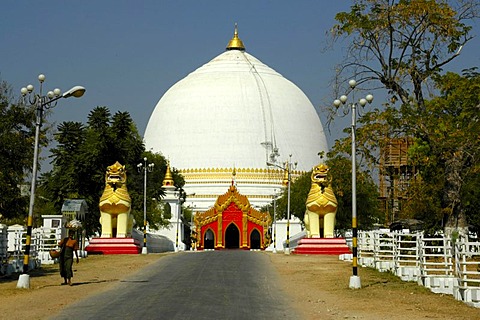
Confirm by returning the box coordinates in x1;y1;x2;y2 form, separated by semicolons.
49;250;61;259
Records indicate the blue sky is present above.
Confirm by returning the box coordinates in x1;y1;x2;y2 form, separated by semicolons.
2;1;479;172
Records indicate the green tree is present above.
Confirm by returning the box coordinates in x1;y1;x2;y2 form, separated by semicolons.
40;106;184;236
0;80;37;222
330;0;477;112
274;155;382;233
404;71;480;232
328;0;479;233
128;151;184;231
274;172;311;222
326;153;383;231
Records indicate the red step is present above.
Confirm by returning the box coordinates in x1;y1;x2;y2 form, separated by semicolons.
292;237;351;255
85;237;141;254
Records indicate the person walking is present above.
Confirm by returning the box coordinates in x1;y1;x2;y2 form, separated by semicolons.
58;229;79;286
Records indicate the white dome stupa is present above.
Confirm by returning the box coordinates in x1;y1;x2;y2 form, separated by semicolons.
144;26;328;212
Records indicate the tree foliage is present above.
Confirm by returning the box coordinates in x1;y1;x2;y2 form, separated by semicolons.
0;80;38;222
330;0;478;111
326;153;383;231
328;0;479;233
330;0;479;235
273;155;383;233
404;72;480;232
39;106;184;236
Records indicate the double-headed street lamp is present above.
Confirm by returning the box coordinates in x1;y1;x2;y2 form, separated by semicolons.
267;154;297;255
17;74;85;289
334;79;373;289
137;157;154;254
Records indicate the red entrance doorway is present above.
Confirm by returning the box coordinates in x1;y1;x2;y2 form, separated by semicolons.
194;184;271;250
225;223;240;248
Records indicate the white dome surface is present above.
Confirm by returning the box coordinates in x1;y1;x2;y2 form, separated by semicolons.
144;49;328;172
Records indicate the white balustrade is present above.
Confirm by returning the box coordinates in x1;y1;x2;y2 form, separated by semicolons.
355;230;480;308
454;241;480;307
373;230;396;272
394;232;420;281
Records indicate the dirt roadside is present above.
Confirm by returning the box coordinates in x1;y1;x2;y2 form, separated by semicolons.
1;252;479;320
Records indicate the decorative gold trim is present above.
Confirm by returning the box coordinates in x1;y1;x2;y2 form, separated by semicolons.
187;194;280;199
242;213;248;247
179;167;304;182
217;213;223;247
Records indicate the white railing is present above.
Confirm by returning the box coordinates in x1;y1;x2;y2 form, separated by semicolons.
35;227;63;265
4;226;63;275
394;232;420;281
0;224;8;275
354;230;480;308
8;228;28;273
454;241;480;307
358;230;375;267
373;230;395;272
417;234;455;294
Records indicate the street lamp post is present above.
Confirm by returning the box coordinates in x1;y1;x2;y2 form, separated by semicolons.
17;74;85;289
267;154;296;255
189;203;196;251
137;157;154;255
175;189;194;252
175;189;185;252
272;189;278;253
334;79;373;289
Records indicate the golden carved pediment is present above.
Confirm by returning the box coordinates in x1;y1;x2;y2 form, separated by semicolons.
215;185;250;212
195;184;270;227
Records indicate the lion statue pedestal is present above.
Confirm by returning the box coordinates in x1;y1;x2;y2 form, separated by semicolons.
304;163;337;238
293;162;350;255
85;161;140;254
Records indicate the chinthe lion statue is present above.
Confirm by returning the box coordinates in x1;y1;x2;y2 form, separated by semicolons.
99;161;133;238
304;163;338;238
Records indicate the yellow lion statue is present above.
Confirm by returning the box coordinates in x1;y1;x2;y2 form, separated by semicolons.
304;163;338;238
99;161;133;238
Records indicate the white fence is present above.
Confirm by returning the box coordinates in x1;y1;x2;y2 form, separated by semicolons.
0;224;8;275
0;226;64;276
355;230;480;308
454;240;480;305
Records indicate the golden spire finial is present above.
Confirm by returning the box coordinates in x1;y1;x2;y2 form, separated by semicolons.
162;160;175;187
231;167;237;186
226;23;245;51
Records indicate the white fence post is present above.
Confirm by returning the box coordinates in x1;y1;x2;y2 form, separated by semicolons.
0;224;8;275
417;234;455;294
373;230;395;272
358;231;375;267
394;232;420;281
453;239;480;307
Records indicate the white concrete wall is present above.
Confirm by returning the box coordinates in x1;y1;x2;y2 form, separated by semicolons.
265;217;303;252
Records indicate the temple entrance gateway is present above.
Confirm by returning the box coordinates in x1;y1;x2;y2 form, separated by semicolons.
194;184;271;250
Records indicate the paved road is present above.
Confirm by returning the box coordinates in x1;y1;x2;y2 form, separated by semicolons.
51;251;302;320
